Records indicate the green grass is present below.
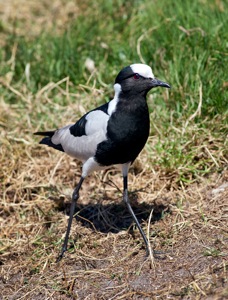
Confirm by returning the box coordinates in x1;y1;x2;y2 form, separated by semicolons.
1;0;227;184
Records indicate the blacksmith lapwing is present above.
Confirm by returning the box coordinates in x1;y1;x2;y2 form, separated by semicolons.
35;63;170;261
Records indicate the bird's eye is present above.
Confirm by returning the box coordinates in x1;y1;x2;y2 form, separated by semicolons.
133;73;140;80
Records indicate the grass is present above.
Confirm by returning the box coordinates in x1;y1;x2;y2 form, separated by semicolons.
1;0;228;299
1;0;227;183
2;1;228;111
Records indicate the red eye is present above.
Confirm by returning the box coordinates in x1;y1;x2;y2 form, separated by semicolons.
133;73;140;79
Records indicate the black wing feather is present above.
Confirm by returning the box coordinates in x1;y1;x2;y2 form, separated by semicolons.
34;131;56;137
69;115;87;137
34;130;64;152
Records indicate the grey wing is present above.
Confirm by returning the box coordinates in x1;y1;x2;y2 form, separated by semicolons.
51;110;110;162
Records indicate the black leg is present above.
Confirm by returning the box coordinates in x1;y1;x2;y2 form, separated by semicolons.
57;176;84;262
123;175;149;256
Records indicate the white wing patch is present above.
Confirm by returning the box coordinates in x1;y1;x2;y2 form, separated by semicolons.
51;124;71;146
51;110;110;162
61;131;107;162
85;110;109;135
130;63;154;79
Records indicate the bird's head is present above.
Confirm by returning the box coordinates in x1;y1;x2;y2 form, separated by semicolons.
115;63;170;96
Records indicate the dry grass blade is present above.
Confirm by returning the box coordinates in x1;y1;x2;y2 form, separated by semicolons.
147;208;155;268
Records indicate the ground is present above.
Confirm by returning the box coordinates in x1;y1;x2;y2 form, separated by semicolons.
0;0;227;299
1;151;227;299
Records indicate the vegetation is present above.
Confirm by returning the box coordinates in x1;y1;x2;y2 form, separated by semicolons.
1;0;227;299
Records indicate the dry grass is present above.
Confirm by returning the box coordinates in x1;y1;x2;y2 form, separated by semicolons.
1;1;228;299
0;0;79;42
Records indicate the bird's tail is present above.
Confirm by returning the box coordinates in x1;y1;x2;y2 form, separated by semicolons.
34;131;55;137
34;130;64;152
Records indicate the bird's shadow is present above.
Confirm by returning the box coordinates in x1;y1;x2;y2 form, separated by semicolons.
59;192;168;234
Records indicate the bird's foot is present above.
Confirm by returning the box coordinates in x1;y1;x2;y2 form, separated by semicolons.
56;246;67;263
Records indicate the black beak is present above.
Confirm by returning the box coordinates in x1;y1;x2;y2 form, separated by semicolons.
151;78;171;89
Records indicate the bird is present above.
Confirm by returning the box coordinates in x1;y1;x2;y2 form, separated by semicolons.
34;63;170;261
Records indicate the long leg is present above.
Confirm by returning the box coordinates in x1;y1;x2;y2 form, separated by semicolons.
123;174;149;256
57;176;84;262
